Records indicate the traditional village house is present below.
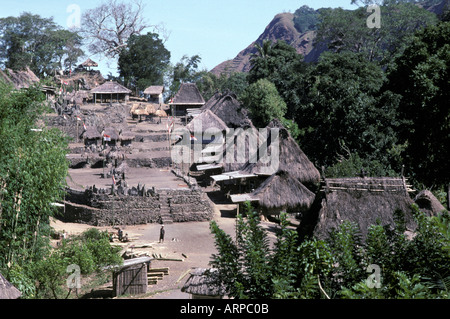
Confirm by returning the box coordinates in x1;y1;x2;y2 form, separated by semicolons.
102;126;120;147
227;120;320;216
170;83;205;117
297;176;418;242
80;58;98;71
144;85;164;104
90;80;131;104
82;126;102;147
0;67;55;100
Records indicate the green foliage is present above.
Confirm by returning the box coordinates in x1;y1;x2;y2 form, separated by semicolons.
387;21;450;187
195;71;249;101
293;5;320;33
0;12;84;76
0;82;69;270
298;51;401;171
170;55;203;98
210;204;300;299
118;32;171;92
211;200;449;299
315;2;438;66
241;78;287;128
29;228;122;299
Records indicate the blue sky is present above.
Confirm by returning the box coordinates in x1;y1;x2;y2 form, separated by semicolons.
0;0;357;76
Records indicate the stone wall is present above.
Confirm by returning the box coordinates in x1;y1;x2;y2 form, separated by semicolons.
61;184;215;226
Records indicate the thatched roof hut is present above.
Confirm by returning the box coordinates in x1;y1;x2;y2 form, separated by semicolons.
186;109;228;133
144;86;165;104
0;273;21;299
83;126;102;140
81;58;98;70
181;268;226;299
102;127;120;144
170;83;205;116
91;81;131;103
202;91;252;129
297;177;418;242
251;171;316;213
240;119;320;187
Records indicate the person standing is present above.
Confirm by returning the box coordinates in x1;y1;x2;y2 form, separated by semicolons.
159;225;165;243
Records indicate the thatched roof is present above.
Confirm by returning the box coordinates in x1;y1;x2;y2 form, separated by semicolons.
298;177;418;242
90;81;131;94
202;91;252;129
144;86;164;95
240;119;320;186
102;127;119;140
0;273;21;299
0;67;40;89
171;83;205;105
252;171;316;212
119;131;135;141
414;190;446;216
81;58;98;67
155;109;167;117
83;126;102;140
186;109;228;133
181;268;226;297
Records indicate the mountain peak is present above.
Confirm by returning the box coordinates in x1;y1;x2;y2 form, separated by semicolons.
210;11;318;75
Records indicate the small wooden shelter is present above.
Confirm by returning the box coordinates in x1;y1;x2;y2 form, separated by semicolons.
144;85;164;104
0;273;21;299
80;58;98;71
90;81;131;103
83;126;102;146
112;257;151;297
170;83;205;116
181;268;226;299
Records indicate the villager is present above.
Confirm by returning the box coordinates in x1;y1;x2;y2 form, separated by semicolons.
159;225;165;243
123;233;129;242
118;228;123;241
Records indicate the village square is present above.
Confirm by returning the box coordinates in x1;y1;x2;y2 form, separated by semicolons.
0;0;448;304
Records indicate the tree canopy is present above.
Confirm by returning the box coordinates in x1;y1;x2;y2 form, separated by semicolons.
387;21;450;186
0;13;84;76
118;32;171;92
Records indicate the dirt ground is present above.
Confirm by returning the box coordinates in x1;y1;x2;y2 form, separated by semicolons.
50;200;290;299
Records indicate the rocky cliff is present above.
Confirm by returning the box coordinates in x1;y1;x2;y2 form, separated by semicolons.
210;12;321;75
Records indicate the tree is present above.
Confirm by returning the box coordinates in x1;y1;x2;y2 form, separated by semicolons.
81;0;150;59
0;13;84;76
387;21;450;187
0;82;69;271
296;51;402;172
169;55;203;97
195;71;249;101
315;2;438;66
241;78;287;128
118;32;171;92
248;40;308;121
210;203;299;299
